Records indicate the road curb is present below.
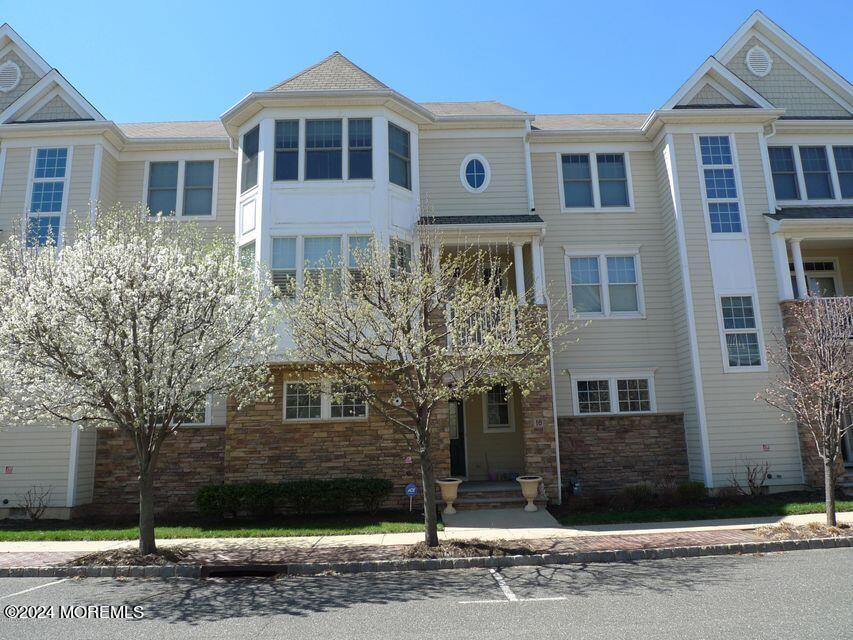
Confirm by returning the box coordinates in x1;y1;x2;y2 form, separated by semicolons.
1;536;850;579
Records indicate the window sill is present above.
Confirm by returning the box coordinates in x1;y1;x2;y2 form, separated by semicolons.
575;410;654;417
722;364;768;374
282;416;369;424
570;311;645;320
560;207;635;214
708;232;746;240
483;425;515;433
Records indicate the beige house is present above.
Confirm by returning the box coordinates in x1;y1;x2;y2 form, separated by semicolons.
1;11;851;518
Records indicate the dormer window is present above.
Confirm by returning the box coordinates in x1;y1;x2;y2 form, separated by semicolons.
305;119;342;180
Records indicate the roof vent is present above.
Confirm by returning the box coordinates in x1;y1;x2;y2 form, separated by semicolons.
0;60;21;93
746;46;772;77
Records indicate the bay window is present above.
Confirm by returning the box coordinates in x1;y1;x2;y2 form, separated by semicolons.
348;118;372;179
305;119;342;180
274;120;299;181
241;125;259;192
271;237;297;298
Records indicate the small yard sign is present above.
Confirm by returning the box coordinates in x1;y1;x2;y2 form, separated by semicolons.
405;482;417;511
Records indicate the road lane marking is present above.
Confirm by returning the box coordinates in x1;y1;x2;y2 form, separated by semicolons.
489;568;518;602
0;578;70;600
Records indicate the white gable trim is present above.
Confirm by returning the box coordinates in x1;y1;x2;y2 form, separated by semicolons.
0;23;51;76
0;69;104;124
662;57;775;110
715;11;853;115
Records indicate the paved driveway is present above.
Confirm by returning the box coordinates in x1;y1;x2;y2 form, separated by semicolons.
0;548;850;639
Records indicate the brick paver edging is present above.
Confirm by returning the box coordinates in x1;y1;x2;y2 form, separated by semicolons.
0;536;850;578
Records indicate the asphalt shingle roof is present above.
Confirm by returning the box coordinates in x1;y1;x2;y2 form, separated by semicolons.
420;101;528;117
117;121;227;139
268;52;389;92
531;114;647;131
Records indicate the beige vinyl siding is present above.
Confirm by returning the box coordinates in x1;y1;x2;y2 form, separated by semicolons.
531;149;683;419
725;37;850;117
419;136;529;217
114;159;145;207
98;149;119;208
671;132;802;488
654;138;704;481
0;426;73;507
686;84;734;106
213;156;237;239
0;146;30;242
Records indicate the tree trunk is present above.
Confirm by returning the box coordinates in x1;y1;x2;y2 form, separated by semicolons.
824;458;837;527
138;473;157;555
419;448;440;547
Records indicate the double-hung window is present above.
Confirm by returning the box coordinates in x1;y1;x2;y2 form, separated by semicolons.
484;385;513;432
389;123;411;189
799;146;834;199
330;385;367;418
148;161;214;217
284;382;322;420
768;147;800;200
305;119;342;180
274;120;299;181
390;239;412;275
768;144;853;202
566;251;643;317
347;235;371;285
303;236;342;290
572;373;655;415
271;237;297;298
241;125;259;192
698;136;742;233
28;147;68;247
348;118;372;179
834;146;853;198
560;152;631;209
720;296;762;368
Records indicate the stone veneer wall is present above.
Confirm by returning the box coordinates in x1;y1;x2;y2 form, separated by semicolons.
224;367;451;510
91;427;225;516
520;384;559;501
558;412;689;495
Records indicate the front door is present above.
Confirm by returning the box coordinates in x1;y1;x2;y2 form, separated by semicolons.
449;400;466;477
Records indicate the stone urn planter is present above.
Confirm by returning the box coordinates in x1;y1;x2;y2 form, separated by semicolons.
435;478;463;515
516;476;542;512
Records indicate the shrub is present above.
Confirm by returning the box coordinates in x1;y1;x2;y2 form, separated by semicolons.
622;482;657;507
676;481;707;504
350;478;393;515
278;480;325;515
196;484;243;519
241;482;278;518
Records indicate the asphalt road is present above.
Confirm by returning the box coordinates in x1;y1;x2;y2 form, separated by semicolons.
0;548;850;639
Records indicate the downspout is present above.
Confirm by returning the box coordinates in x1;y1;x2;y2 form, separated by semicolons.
523;120;535;211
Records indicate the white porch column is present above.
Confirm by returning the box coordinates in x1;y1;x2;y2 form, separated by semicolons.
790;238;807;299
513;242;526;307
530;236;545;304
771;234;794;301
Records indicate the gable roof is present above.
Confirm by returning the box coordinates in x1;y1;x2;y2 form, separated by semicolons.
0;23;50;76
268;52;389;92
420;101;527;117
0;68;104;124
661;57;775;110
714;10;853;115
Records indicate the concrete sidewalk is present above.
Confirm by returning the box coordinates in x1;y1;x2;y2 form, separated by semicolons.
1;510;850;557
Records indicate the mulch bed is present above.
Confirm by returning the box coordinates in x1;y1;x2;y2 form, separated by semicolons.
66;547;193;567
405;539;535;559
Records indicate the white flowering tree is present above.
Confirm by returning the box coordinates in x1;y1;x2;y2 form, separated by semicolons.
0;206;280;554
283;238;570;546
761;297;853;526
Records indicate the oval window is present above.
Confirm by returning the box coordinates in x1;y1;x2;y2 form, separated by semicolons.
460;154;490;193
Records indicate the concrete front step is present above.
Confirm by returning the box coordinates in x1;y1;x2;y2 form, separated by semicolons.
453;495;547;510
451;481;546;510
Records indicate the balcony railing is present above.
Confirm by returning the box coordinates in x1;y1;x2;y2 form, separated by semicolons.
815;296;853;337
447;307;517;350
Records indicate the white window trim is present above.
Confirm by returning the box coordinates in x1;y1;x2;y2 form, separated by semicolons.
568;370;657;416
24;145;73;247
460;153;491;194
482;387;515;433
695;134;745;238
770;143;853;206
143;159;219;219
715;294;767;373
556;151;635;213
563;246;646;320
282;380;368;422
788;256;844;297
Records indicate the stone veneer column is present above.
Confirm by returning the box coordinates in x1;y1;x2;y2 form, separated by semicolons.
519;378;559;502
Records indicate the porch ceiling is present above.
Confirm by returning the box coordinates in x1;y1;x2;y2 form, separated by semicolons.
765;206;853;221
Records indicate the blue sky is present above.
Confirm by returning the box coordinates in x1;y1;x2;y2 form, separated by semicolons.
3;0;851;123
